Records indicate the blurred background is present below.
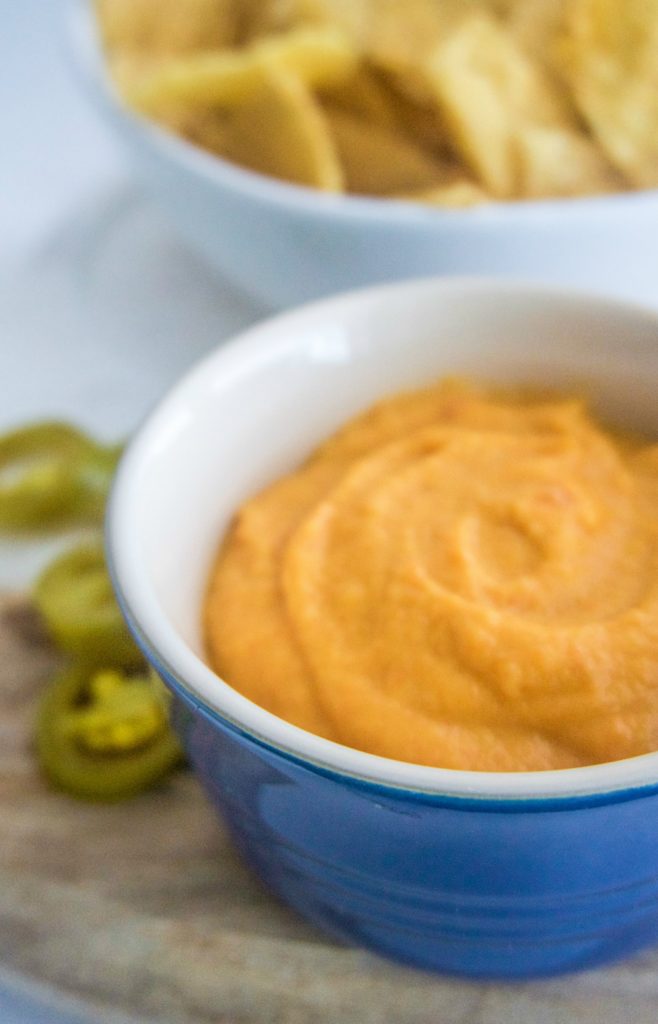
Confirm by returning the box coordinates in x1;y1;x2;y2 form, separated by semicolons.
1;0;262;594
1;3;251;1019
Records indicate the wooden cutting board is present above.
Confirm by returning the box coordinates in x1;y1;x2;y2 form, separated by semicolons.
2;594;658;1024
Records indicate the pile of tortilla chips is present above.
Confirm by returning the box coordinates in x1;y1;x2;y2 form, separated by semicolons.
96;0;658;206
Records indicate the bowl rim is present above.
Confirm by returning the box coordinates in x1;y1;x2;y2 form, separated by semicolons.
107;275;658;802
67;0;658;230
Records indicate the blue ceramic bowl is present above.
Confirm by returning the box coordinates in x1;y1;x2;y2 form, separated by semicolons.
108;278;658;979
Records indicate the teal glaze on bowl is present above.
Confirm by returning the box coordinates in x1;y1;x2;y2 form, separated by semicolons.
108;278;658;978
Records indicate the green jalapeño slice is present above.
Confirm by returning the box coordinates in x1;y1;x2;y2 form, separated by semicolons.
0;421;122;531
37;665;183;801
34;541;141;667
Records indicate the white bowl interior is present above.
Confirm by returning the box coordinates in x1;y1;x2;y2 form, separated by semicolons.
111;278;658;798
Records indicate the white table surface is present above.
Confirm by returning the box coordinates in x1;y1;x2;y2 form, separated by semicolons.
0;0;263;592
0;1;260;1019
2;2;658;1021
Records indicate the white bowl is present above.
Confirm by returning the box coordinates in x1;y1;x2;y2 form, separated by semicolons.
68;0;658;310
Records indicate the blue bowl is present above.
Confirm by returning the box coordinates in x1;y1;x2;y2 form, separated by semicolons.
108;278;658;979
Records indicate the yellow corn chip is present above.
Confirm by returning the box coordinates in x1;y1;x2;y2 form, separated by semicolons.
363;0;470;102
123;26;358;112
324;106;451;195
398;180;489;208
96;0;239;54
560;0;658;188
379;75;451;156
219;66;344;190
98;0;650;204
255;26;358;91
323;67;400;130
108;50;157;92
503;0;567;65
421;11;617;198
286;0;376;44
310;0;456;156
239;1;298;41
516;124;623;198
485;0;520;13
180;111;230;156
325;65;449;157
239;0;375;51
108;53;201;134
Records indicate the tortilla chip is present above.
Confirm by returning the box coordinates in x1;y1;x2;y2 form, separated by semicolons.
98;0;646;203
322;67;399;129
220;66;344;190
422;11;618;198
380;74;452;156
96;0;239;54
301;0;457;156
398;180;489;207
504;0;567;65
516;124;623;198
238;1;297;41
560;0;658;188
324;65;450;157
240;0;375;48
324;106;451;195
291;0;376;43
363;0;470;102
256;25;358;90
124;26;358;112
107;52;201;133
180;111;230;155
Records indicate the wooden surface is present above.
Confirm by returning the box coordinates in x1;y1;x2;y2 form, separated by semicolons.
2;594;658;1024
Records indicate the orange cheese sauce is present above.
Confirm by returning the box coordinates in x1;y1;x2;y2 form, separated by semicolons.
204;380;658;771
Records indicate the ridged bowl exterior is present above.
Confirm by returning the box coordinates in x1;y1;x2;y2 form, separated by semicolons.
164;678;658;980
